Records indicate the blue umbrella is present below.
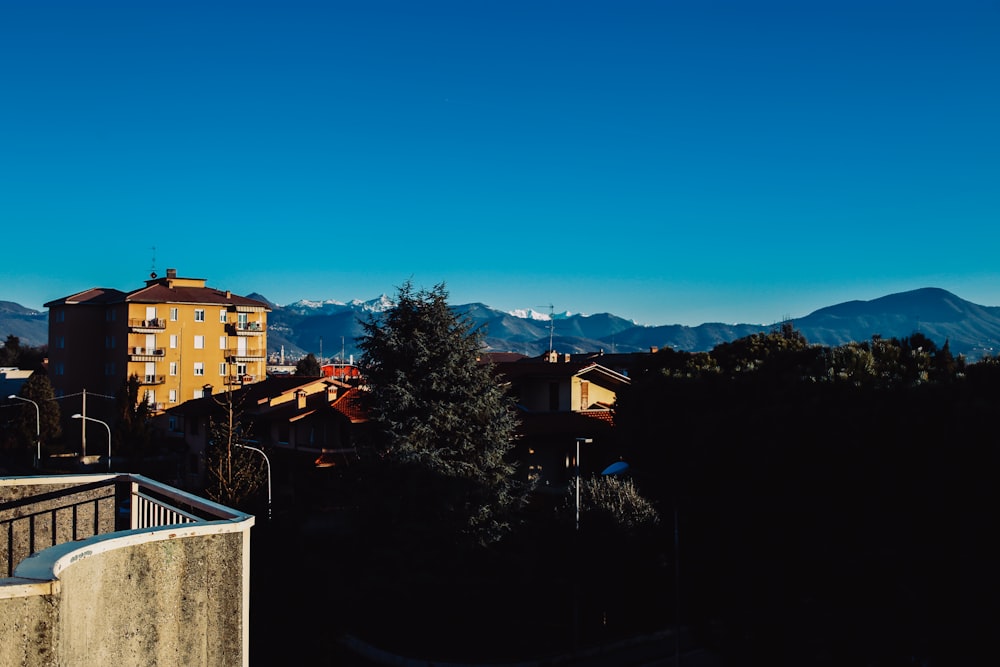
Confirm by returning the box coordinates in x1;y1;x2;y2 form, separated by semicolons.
601;460;630;476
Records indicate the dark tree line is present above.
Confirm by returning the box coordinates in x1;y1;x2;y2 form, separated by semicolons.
614;325;998;666
0;334;46;371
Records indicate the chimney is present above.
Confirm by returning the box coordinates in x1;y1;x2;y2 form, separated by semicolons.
563;353;571;363
166;268;177;279
297;391;307;410
225;290;231;299
544;350;558;363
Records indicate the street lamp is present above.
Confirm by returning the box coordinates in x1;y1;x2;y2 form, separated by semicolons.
574;437;592;531
71;413;111;471
8;394;40;469
236;444;272;521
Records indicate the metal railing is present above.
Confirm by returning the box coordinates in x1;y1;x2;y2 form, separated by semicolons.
1;474;250;578
128;318;167;330
228;322;265;335
130;347;166;357
225;348;265;359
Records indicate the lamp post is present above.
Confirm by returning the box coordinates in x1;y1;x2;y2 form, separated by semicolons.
574;437;592;531
71;413;111;471
9;394;40;469
236;444;272;521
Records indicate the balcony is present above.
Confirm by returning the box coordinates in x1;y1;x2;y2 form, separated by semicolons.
0;473;253;666
225;348;265;361
226;375;256;385
129;346;165;360
128;317;167;331
227;321;265;336
140;374;166;385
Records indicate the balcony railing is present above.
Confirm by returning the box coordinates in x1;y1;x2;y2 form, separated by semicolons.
140;374;166;385
226;375;256;385
130;346;165;359
128;318;167;330
225;348;265;359
227;321;265;335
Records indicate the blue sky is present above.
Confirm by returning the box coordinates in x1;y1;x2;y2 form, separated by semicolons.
2;1;998;326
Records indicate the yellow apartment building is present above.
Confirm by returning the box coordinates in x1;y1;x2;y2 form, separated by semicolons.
45;269;269;413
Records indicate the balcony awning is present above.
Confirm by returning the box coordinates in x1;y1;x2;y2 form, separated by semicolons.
235;305;267;312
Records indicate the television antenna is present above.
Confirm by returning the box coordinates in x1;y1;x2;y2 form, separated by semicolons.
536;303;555;351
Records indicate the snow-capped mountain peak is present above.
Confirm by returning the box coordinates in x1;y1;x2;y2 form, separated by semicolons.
351;294;396;313
508;308;575;321
282;294;396;316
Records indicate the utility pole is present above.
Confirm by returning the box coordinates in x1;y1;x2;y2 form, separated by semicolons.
81;389;87;457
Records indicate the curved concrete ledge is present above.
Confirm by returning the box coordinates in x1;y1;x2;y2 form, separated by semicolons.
0;474;256;667
12;517;255;582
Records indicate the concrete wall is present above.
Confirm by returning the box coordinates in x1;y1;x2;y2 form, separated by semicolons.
55;531;247;666
0;476;253;667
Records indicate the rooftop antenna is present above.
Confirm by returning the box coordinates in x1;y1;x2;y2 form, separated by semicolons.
536;303;555;351
149;246;157;279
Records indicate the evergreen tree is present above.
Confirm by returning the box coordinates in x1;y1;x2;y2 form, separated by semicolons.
295;353;322;376
6;373;61;462
0;336;47;371
0;335;21;366
357;280;527;548
116;374;152;462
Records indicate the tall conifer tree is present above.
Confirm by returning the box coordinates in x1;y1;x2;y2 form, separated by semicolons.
357;281;526;547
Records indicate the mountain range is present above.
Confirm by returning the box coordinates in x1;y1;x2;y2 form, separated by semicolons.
3;287;999;362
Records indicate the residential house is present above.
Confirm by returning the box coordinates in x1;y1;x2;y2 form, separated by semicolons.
159;375;368;488
45;269;270;418
489;351;632;492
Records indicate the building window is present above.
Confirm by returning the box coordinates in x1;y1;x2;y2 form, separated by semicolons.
170;335;178;349
104;362;115;375
219;309;227;323
194;389;204;399
237;362;247;376
219;362;227;376
169;389;177;403
169;362;177;376
105;309;116;321
194;335;205;349
219;336;227;350
168;416;178;431
194;309;205;322
105;335;115;349
56;336;64;349
194;362;204;376
55;310;65;322
54;363;64;375
170;307;178;321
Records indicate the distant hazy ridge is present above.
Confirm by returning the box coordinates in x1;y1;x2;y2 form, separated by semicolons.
4;287;999;361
